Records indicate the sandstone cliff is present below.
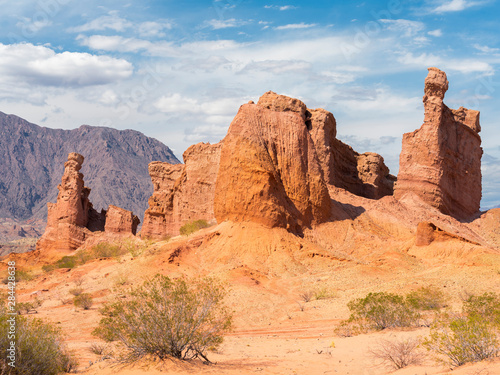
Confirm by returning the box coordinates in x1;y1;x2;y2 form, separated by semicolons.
141;143;221;238
394;67;482;220
214;100;331;233
142;92;394;238
36;153;139;252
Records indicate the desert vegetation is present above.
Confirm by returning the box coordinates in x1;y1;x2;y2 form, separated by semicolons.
179;219;210;236
0;306;77;374
93;274;232;362
42;240;150;273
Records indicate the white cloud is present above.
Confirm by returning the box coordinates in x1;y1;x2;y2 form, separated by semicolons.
243;60;311;74
264;5;297;10
473;44;499;53
274;23;317;30
431;0;478;13
203;18;248;29
68;13;133;32
428;29;443;37
0;43;133;87
379;19;425;37
137;21;172;37
397;52;494;75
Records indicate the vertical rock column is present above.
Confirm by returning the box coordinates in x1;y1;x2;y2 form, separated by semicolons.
395;67;482;220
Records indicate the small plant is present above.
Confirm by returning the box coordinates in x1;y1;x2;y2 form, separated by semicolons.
91;242;126;258
56;256;78;269
93;274;232;362
423;314;499;367
406;286;447;311
89;342;111;356
42;264;57;273
179;219;210;236
16;269;35;282
113;272;129;287
69;287;84;297
16;298;42;315
370;338;423;370
300;291;314;303
74;293;93;310
0;308;77;374
463;292;500;326
347;292;420;330
314;288;335;300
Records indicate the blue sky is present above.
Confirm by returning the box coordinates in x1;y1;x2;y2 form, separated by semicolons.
0;0;499;208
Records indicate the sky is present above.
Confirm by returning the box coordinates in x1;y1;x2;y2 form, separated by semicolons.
0;0;499;209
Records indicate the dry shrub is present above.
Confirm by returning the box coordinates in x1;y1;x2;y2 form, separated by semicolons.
0;307;77;374
370;337;423;370
347;292;420;330
93;274;231;362
179;220;210;236
423;314;499;367
73;293;93;310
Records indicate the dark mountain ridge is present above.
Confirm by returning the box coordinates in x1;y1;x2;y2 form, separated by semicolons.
0;111;180;222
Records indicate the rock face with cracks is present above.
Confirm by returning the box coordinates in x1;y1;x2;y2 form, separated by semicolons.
141;143;221;238
395;67;482;220
214;98;331;233
36;153;139;252
142;92;395;238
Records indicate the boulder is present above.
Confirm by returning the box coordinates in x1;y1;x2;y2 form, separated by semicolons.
395;67;482;220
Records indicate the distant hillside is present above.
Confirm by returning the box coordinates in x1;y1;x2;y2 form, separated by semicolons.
0;111;180;222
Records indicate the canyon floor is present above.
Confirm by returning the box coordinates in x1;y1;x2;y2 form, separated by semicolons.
4;205;500;375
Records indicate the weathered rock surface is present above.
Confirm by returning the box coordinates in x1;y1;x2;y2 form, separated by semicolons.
415;221;479;246
214;100;331;233
105;205;140;235
0;112;179;222
261;93;395;199
141;143;221;238
311;110;395;199
395;67;482;220
143;92;395;238
37;153;139;252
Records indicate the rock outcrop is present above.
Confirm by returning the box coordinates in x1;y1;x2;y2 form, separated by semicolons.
214;99;331;233
395;67;482;220
104;205;140;235
259;93;395;199
141;143;221;238
142;92;395;238
36;153;139;252
415;222;480;246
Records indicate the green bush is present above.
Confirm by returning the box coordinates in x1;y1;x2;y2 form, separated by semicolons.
463;292;500;326
179;220;210;236
406;286;447;311
74;294;93;310
423;314;499;367
42;264;56;273
93;274;232;362
347;292;420;330
55;256;78;269
0;309;77;374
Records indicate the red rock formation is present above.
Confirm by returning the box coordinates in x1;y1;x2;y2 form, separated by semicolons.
37;153;139;252
395;67;482;220
308;106;395;199
104;205;140;235
142;92;395;238
415;222;480;246
141;143;221;238
213;100;331;233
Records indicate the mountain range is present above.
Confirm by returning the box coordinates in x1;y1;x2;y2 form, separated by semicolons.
0;111;179;223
